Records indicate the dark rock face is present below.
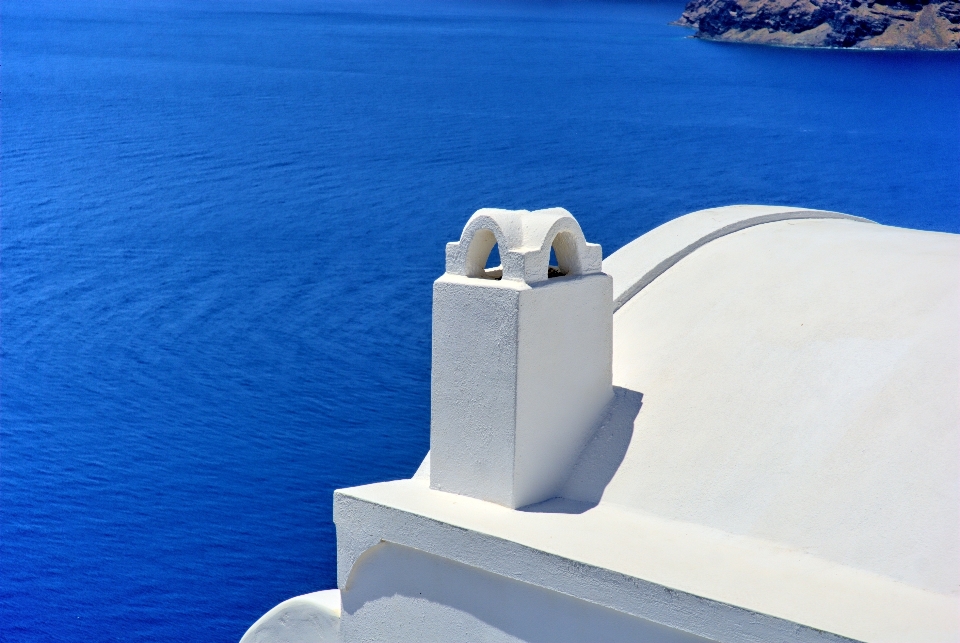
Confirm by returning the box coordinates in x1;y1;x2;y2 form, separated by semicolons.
675;0;960;49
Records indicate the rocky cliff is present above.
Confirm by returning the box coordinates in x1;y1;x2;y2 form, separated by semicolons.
674;0;960;49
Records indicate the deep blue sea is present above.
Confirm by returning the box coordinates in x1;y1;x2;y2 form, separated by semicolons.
2;0;958;640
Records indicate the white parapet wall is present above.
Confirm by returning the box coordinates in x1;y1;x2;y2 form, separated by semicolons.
339;540;708;643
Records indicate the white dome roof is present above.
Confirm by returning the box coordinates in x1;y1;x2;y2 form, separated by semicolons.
569;206;959;596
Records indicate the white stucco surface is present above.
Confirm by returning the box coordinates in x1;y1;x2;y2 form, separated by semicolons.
246;205;960;643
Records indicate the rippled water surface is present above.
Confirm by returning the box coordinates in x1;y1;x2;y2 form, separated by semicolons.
3;0;958;640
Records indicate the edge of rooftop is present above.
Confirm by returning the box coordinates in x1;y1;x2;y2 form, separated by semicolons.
334;479;957;643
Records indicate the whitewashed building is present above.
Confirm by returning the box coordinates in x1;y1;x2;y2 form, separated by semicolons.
242;205;959;643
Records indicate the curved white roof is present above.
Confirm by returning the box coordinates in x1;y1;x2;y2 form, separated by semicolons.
584;206;958;597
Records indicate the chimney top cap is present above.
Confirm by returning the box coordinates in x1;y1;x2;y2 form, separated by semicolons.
445;208;602;284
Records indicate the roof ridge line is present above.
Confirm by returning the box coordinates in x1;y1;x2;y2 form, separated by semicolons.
607;206;873;314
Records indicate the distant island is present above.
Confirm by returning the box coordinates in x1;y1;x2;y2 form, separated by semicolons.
674;0;960;49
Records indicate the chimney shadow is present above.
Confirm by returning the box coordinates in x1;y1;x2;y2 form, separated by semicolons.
519;386;643;515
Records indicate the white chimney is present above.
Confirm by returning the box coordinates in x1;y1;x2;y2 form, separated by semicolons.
430;208;613;508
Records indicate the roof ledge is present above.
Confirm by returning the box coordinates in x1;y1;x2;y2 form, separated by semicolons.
604;205;873;313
